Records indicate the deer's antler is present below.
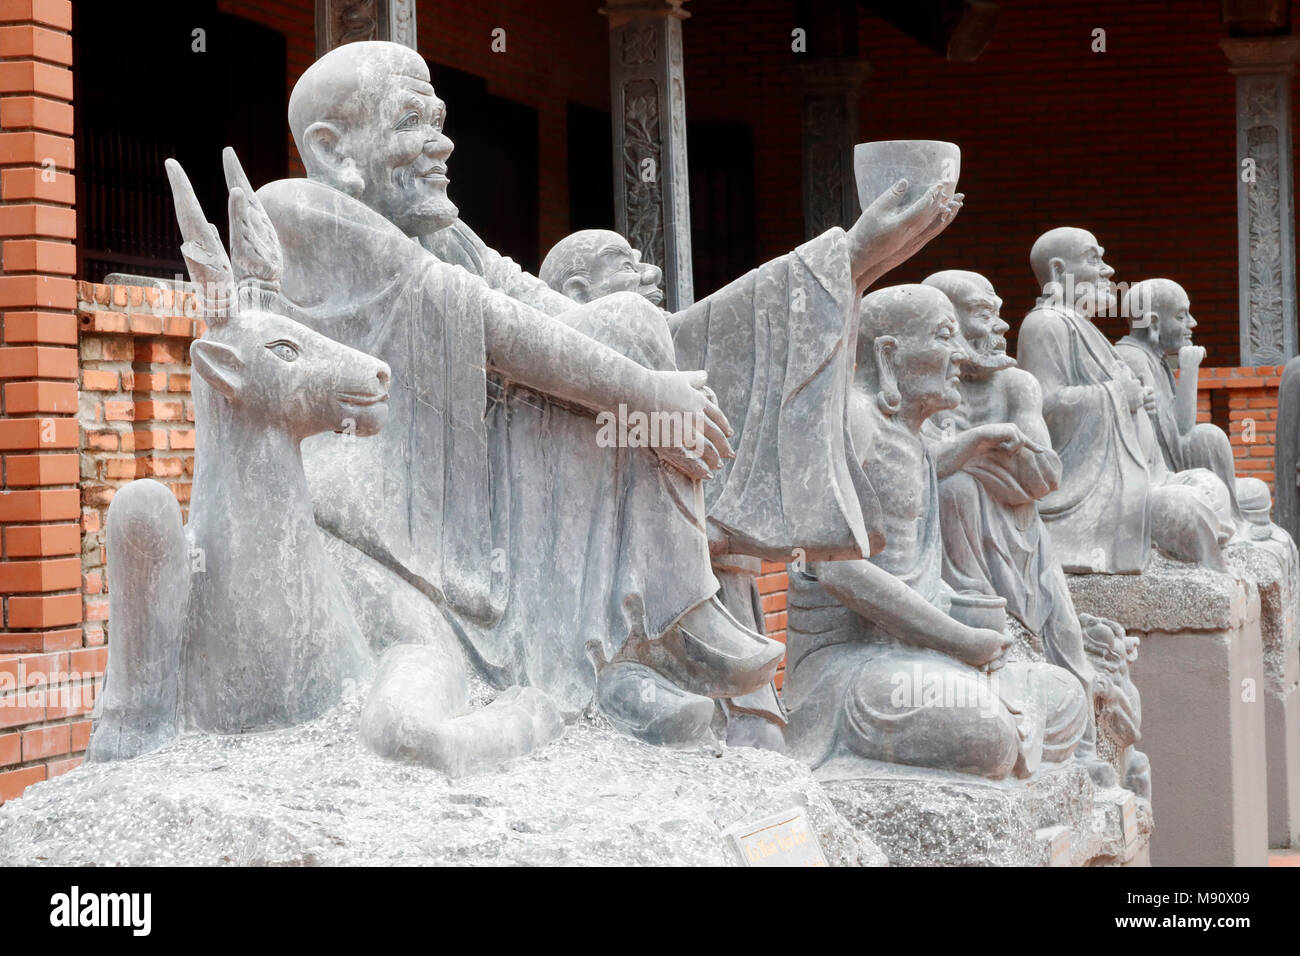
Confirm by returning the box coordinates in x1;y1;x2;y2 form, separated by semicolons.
165;158;234;324
223;147;283;310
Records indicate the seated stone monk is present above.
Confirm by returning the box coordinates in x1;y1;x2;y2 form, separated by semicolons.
538;228;664;307
256;42;956;763
1017;228;1228;573
539;229;787;749
1115;278;1243;525
783;284;1088;780
921;269;1147;793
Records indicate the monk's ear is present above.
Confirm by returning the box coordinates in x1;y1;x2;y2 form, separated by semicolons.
874;335;901;416
302;121;365;197
1048;256;1067;284
562;275;590;303
191;339;246;401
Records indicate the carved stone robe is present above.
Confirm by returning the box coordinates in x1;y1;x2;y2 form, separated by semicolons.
1017;299;1153;573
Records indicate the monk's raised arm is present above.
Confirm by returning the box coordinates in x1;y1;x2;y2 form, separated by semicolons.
480;285;735;473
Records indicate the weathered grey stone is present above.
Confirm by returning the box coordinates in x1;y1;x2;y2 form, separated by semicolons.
1068;556;1268;866
785;284;1088;782
266;41;967;759
3;696;886;867
88;152;388;760
269;40;786;758
1017;228;1226;573
922;268;1147;796
822;762;1150;866
1116;278;1243;523
852;140;959;218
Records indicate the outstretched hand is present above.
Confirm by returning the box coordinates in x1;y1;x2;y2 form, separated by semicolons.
848;178;963;293
641;369;735;481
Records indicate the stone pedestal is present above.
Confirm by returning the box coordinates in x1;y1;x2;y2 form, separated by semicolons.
0;696;887;866
820;760;1149;866
602;0;694;312
1068;556;1269;866
1226;532;1300;847
1221;36;1300;365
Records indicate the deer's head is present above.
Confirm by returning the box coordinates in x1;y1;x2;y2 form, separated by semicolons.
167;149;390;441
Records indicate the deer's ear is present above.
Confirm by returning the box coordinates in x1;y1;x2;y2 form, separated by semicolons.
191;339;246;400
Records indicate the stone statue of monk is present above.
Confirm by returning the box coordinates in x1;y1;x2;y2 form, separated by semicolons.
256;42;957;765
921;269;1147;793
1016;228;1228;574
539;229;788;749
1115;278;1243;525
783;284;1087;780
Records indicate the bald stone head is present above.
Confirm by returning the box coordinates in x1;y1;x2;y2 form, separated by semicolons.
539;229;664;306
1030;227;1116;319
1123;278;1196;356
922;269;1014;378
288;41;456;236
857;284;967;424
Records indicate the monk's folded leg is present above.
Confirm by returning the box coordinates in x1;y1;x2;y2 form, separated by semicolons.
839;648;1021;779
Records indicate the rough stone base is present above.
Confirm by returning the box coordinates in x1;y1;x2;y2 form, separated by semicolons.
1069;554;1268;866
820;760;1150;866
0;696;886;867
1226;536;1300;849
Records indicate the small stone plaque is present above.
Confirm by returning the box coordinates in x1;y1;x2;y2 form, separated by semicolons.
722;807;828;867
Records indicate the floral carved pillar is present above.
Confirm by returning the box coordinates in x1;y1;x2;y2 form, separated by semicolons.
1222;36;1300;365
315;0;417;56
602;0;694;311
800;58;870;239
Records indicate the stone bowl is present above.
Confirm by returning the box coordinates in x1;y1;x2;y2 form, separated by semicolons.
853;140;960;213
947;589;1006;633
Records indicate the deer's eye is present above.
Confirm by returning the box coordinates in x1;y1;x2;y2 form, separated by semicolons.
267;341;299;363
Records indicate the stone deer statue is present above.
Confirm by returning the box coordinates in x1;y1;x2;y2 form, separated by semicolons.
87;149;391;761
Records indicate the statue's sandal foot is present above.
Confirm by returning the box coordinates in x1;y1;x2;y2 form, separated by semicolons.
593;659;716;747
637;596;786;699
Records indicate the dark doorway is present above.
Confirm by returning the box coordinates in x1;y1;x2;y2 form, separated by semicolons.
426;62;540;273
688;122;757;298
567;102;615;233
73;0;288;282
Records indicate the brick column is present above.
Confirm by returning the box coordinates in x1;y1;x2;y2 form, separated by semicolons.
0;0;86;803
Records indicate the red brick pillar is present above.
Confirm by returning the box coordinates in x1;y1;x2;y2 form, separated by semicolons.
0;0;88;803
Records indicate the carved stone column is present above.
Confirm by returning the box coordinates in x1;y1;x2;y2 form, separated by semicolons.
1222;36;1300;365
799;58;870;239
315;0;417;57
601;0;694;311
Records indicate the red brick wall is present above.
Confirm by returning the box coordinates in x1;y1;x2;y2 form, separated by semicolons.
76;282;202;650
1199;366;1284;491
0;0;90;803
